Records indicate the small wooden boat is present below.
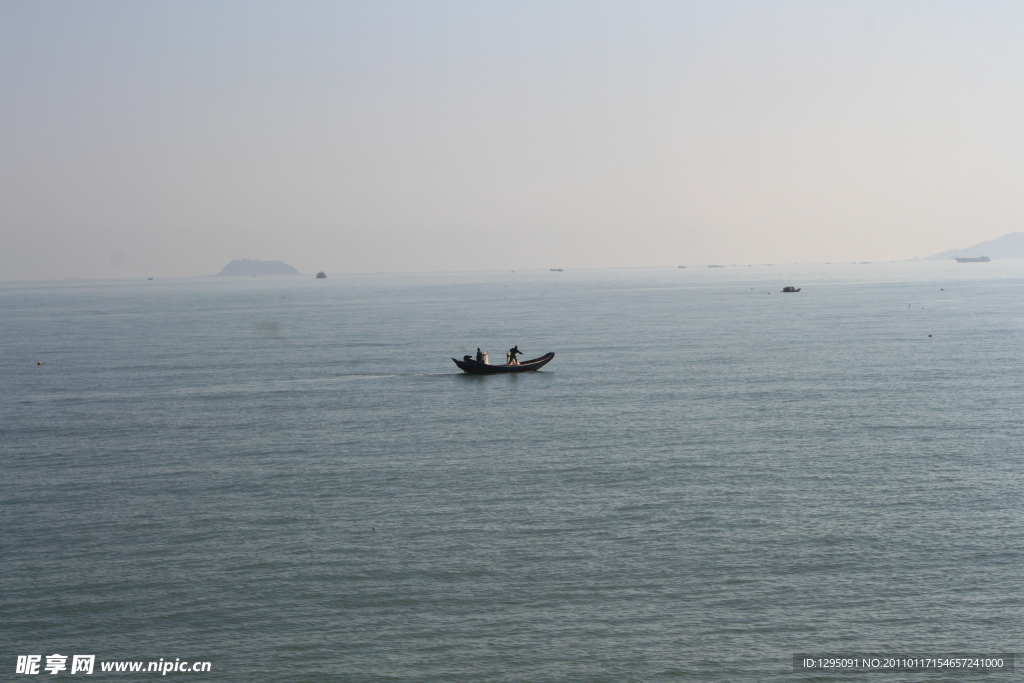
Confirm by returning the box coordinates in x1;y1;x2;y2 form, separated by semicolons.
452;352;555;374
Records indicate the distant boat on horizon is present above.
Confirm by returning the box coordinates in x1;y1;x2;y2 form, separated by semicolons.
953;256;990;263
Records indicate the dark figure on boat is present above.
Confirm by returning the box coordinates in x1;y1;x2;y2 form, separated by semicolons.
508;345;523;365
476;347;485;362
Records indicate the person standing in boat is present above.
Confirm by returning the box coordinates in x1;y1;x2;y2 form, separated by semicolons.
507;345;523;365
476;347;486;363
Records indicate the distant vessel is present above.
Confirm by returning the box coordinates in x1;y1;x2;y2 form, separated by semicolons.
708;265;724;268
953;256;990;263
315;271;327;278
452;351;555;374
782;286;801;293
549;268;564;272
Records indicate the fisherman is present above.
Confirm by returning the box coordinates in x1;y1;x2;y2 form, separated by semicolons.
508;345;523;365
476;347;485;362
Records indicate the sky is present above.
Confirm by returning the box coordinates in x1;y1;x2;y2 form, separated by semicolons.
2;0;1024;280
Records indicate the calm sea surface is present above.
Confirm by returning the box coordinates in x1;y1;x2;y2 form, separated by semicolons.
2;263;1022;681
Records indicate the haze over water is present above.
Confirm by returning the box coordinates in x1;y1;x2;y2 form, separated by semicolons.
2;262;1021;681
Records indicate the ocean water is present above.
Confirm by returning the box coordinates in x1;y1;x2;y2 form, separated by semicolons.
2;262;1022;682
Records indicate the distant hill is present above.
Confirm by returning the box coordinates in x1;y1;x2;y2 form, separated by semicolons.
925;232;1024;260
217;259;300;276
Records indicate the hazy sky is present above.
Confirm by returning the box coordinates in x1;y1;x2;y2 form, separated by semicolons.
3;1;1023;279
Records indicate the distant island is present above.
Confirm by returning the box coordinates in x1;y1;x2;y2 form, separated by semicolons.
217;259;300;276
925;232;1024;260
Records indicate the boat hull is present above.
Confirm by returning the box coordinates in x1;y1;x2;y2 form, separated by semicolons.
452;352;555;374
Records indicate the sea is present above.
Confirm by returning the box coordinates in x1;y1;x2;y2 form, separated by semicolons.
2;262;1022;682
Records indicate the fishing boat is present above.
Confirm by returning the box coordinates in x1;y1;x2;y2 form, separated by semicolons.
452;352;555;374
782;286;801;292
